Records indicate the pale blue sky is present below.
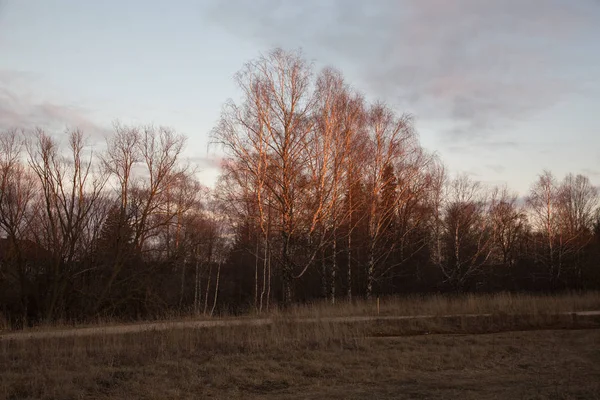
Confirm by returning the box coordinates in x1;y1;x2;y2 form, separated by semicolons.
1;0;599;194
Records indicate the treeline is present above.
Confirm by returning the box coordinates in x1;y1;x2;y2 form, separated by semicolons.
1;48;599;326
0;126;227;326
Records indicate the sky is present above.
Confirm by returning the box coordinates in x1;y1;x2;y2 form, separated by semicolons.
1;0;599;195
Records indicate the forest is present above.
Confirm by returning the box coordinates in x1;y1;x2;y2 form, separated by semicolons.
1;48;599;327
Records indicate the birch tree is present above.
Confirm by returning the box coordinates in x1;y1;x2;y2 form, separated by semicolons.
213;48;329;305
527;170;561;285
360;103;417;298
439;174;495;291
556;173;599;282
311;67;365;303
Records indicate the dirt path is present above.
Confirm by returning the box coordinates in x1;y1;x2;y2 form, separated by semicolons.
2;311;600;341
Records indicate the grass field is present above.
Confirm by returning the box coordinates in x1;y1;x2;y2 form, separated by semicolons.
1;327;599;399
276;291;600;318
3;291;600;332
2;292;600;399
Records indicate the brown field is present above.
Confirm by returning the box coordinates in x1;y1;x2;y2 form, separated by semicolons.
3;291;600;333
2;327;599;399
276;291;600;318
2;292;600;399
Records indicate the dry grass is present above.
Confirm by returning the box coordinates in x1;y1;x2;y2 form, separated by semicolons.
2;292;600;399
273;291;600;319
3;291;599;334
1;323;599;399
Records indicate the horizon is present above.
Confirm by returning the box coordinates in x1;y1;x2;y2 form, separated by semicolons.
1;0;599;195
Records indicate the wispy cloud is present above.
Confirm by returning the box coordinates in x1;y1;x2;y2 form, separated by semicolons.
445;139;520;154
582;168;600;178
205;0;599;144
186;154;225;170
486;164;506;174
0;69;109;138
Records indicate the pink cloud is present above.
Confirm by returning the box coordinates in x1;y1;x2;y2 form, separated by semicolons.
206;0;599;143
0;69;110;138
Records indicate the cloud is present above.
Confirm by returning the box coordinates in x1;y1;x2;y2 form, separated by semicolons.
0;70;110;139
0;1;6;21
486;164;506;174
204;0;599;143
186;154;225;170
581;168;600;178
445;138;520;154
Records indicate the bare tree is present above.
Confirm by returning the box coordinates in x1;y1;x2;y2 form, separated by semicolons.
213;48;333;306
27;128;107;320
96;124;187;310
102;122;140;212
375;145;436;289
557;173;599;281
163;172;206;307
311;67;365;303
195;196;228;316
439;174;495;291
559;174;598;235
527;170;560;284
426;160;447;279
0;129;39;324
131;125;187;252
360;103;418;298
489;185;526;267
0;130;37;243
